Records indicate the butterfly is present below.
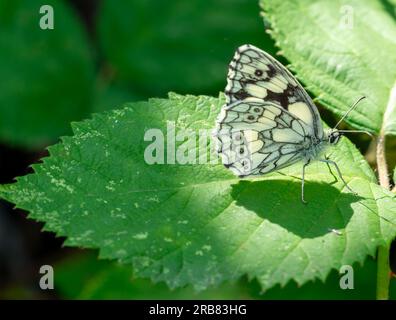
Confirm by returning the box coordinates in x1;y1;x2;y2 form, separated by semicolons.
214;44;367;203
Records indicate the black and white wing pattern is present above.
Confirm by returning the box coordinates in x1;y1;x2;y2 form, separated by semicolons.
215;44;324;177
216;100;309;176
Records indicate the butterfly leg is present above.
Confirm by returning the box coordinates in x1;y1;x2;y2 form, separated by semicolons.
319;159;357;195
301;160;311;204
324;154;338;183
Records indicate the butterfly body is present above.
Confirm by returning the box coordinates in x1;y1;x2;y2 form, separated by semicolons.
214;44;352;202
299;135;325;163
301;129;342;162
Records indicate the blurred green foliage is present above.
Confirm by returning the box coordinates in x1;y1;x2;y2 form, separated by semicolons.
97;0;276;97
0;0;275;148
0;0;94;148
55;252;396;299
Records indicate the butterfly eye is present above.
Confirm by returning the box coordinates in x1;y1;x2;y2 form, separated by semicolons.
329;132;340;144
255;69;263;77
239;147;245;154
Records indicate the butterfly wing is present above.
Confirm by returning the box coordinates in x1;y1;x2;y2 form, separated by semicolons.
225;44;323;140
215;100;308;176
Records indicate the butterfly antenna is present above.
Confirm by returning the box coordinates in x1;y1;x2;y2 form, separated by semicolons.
333;96;366;129
337;129;374;139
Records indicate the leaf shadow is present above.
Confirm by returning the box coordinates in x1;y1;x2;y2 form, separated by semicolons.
231;179;363;239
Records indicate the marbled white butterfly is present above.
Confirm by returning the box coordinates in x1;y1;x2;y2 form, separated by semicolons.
214;44;367;203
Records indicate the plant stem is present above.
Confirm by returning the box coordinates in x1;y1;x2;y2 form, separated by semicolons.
376;133;391;300
376;134;390;188
377;243;390;300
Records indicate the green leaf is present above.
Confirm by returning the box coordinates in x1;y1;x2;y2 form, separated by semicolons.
1;93;396;291
260;0;396;135
387;0;396;10
97;0;276;97
0;0;94;148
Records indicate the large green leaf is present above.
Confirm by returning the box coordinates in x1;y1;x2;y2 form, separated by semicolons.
1;94;396;291
97;0;276;97
0;0;94;148
260;0;396;135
